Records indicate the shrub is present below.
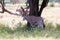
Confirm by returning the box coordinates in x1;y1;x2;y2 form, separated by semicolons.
50;2;55;7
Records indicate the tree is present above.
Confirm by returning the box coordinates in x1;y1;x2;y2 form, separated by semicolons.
29;0;49;16
29;0;39;16
0;0;49;29
27;0;49;28
0;0;5;13
38;0;49;16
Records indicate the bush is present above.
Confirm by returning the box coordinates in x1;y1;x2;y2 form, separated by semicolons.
50;2;55;7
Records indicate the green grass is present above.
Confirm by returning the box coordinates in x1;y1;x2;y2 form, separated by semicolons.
14;22;60;38
0;22;60;39
0;25;14;38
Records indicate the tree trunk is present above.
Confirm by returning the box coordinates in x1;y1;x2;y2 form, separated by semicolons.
27;0;49;28
0;0;5;13
27;0;39;28
38;0;49;16
29;0;39;16
2;0;5;13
